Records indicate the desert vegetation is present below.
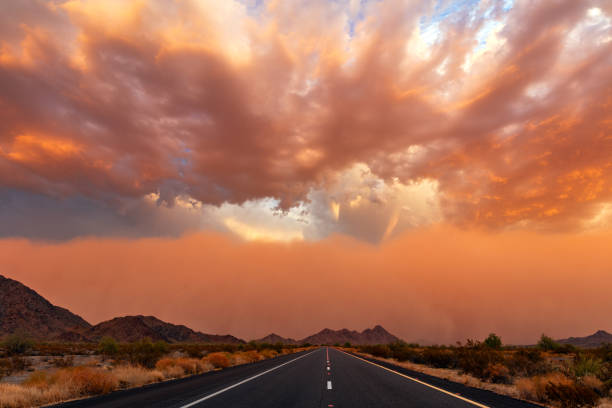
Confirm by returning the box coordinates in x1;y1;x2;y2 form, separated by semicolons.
356;334;612;408
0;334;309;408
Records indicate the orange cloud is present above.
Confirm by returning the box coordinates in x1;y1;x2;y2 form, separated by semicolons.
0;0;610;239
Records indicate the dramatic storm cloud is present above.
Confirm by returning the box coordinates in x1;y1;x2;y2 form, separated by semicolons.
1;0;610;242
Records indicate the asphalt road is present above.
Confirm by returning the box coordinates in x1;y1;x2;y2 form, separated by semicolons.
48;347;544;408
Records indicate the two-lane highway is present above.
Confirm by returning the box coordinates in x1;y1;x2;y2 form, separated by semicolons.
49;348;544;408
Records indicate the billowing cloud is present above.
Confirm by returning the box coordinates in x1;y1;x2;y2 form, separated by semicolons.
0;0;611;241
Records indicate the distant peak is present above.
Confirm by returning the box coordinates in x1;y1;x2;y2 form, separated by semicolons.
594;330;611;336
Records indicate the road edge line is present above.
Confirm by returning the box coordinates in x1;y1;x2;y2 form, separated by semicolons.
178;349;319;408
335;349;490;408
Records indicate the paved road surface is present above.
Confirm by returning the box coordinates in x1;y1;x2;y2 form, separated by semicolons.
48;347;543;408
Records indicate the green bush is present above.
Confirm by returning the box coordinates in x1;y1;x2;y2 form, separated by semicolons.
572;356;603;379
125;338;168;368
538;334;560;351
2;332;34;355
484;333;502;349
98;336;119;357
537;334;574;353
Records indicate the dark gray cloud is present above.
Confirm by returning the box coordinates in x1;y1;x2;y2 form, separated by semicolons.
0;188;202;240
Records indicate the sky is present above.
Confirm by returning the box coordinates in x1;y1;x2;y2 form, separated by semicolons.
0;0;611;344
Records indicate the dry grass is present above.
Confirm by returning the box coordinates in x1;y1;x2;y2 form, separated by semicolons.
230;351;262;365
516;372;571;402
259;349;278;359
0;367;117;408
155;357;212;378
205;352;231;369
113;365;163;387
0;348;301;408
356;352;520;398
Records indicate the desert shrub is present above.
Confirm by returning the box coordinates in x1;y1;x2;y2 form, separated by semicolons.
484;333;503;350
0;357;31;378
362;344;392;359
98;337;119;357
54;366;119;396
23;371;49;387
271;343;284;353
593;344;612;363
230;352;253;365
206;352;230;369
537;334;575;354
125;339;168;368
154;357;208;377
573;356;604;379
113;365;163;387
244;350;261;363
545;379;599;407
517;377;543;402
538;334;561;351
422;347;455;368
456;346;503;379
506;349;549;377
517;372;601;407
155;358;177;371
51;356;74;368
2;333;33;356
260;349;278;359
389;344;420;363
176;358;206;374
484;363;512;384
182;344;204;358
343;342;352;348
517;372;572;402
6;356;30;373
582;375;604;394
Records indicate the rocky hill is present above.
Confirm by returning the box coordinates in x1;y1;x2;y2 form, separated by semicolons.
0;275;91;339
300;325;401;345
253;333;298;345
557;330;612;348
0;275;243;344
82;315;244;344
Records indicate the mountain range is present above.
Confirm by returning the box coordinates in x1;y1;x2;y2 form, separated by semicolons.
0;275;243;344
0;274;401;345
252;326;401;346
557;330;612;348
